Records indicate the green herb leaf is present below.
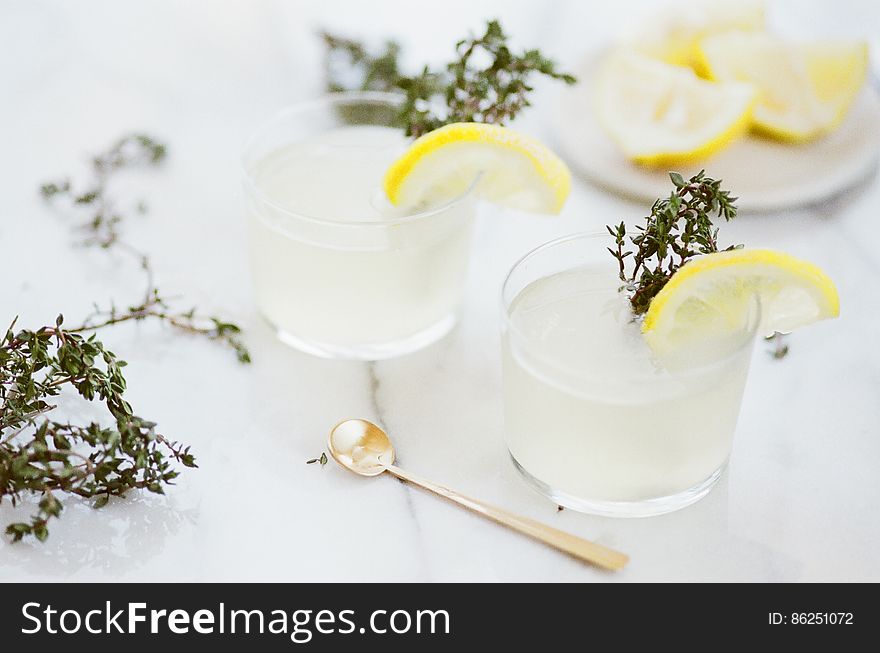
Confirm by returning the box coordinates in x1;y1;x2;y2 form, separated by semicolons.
322;32;402;93
323;19;577;137
306;452;328;467
608;170;740;315
1;317;201;542
2;132;256;542
39;134;251;364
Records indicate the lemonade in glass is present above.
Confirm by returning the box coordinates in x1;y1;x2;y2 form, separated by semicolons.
501;233;761;516
242;92;477;359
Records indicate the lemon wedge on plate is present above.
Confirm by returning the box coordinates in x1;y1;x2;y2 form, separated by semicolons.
698;31;869;142
383;122;570;214
642;248;840;352
627;0;765;73
594;51;757;166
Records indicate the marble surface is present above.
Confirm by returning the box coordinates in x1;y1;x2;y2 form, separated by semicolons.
1;0;878;582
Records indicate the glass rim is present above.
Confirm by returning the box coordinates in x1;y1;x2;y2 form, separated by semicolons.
500;231;763;380
240;90;477;227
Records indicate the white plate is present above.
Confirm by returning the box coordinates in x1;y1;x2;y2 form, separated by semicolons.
556;54;880;212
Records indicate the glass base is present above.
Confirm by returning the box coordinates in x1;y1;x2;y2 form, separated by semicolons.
509;452;726;518
269;312;457;361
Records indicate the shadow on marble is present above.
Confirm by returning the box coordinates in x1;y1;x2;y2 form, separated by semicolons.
467;457;807;582
0;494;198;578
806;162;879;218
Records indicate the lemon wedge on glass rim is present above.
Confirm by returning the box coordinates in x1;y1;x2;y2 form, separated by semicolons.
593;51;757;166
642;248;840;353
697;31;869;142
383;122;571;214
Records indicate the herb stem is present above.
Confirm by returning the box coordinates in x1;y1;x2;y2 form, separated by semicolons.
323;20;576;137
607;171;739;315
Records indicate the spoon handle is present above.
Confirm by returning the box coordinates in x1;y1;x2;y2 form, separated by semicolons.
385;465;628;571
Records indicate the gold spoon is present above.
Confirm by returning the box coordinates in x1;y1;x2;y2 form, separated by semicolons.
328;418;629;571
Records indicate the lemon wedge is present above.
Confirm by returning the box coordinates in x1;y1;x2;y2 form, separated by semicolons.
594;51;756;166
642;249;840;352
383;122;570;214
698;31;869;142
627;0;765;73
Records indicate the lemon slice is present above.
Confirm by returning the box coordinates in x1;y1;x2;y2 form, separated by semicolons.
643;249;840;351
383;122;571;214
698;31;869;142
594;51;756;166
626;0;765;73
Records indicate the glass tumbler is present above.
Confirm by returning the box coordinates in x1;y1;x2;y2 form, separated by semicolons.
501;233;760;516
242;92;477;360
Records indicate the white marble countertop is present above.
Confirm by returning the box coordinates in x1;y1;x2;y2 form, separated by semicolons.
1;0;878;582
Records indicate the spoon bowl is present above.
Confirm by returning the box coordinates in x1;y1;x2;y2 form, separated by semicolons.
329;419;396;477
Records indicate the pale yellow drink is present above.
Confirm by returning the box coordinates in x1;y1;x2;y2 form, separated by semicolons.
243;97;476;359
502;235;758;516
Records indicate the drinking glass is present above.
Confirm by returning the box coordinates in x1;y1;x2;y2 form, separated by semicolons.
242;92;477;360
501;232;760;516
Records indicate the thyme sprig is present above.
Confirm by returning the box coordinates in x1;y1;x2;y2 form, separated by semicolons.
78;277;252;365
607;171;741;315
2;134;251;542
40;134;250;363
1;314;196;542
323;19;576;137
321;32;402;93
41;133;166;249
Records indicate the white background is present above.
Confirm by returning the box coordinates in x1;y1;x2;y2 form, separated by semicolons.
1;0;878;581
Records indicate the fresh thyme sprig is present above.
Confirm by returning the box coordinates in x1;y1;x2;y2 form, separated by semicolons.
1;314;196;542
78;280;252;365
323;19;577;137
73;243;251;363
321;32;403;93
40;134;250;363
607;170;741;316
41;133;166;249
3;134;251;542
